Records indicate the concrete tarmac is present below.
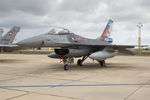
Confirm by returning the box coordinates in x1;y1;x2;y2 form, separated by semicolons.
0;54;150;100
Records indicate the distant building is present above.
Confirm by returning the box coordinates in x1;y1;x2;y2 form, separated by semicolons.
40;47;54;51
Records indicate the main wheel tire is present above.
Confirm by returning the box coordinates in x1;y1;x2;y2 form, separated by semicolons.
77;59;82;66
64;64;69;70
101;60;106;67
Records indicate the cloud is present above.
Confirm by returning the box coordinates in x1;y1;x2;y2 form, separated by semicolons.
0;0;149;44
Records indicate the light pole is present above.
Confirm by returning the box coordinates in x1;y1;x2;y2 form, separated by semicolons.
137;23;143;55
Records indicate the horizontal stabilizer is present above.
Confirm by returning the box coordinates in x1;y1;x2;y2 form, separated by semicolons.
0;44;18;47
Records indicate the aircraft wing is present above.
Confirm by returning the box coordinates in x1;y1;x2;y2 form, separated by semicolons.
110;45;134;49
56;42;134;48
0;44;18;47
110;45;135;55
55;42;135;55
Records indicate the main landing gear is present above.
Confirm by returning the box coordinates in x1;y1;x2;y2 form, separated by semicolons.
77;56;88;66
77;59;82;66
98;60;106;67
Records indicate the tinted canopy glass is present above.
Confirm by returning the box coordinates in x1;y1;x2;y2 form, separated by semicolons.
47;27;73;35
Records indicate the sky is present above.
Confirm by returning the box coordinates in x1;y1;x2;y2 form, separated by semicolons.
0;0;150;45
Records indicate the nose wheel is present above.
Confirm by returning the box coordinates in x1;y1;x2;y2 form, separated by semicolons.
64;64;69;70
63;57;74;70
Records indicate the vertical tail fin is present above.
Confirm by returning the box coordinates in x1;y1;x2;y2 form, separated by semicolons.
1;26;20;44
0;28;4;39
97;19;113;43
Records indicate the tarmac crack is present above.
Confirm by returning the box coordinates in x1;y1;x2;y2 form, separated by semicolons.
0;77;22;82
123;80;150;100
123;85;143;100
51;73;100;87
6;92;31;100
0;88;32;100
1;87;82;100
21;74;99;100
0;72;43;80
0;71;101;100
32;92;82;100
30;73;100;100
48;77;110;84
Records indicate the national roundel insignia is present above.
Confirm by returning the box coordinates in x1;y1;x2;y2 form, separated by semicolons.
9;31;13;36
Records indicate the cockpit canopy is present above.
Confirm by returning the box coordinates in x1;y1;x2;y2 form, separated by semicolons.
47;27;73;35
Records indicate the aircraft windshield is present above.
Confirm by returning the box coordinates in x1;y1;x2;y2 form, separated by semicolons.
47;28;73;35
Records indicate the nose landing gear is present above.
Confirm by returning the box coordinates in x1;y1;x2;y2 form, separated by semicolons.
63;57;74;70
62;56;88;70
64;64;69;70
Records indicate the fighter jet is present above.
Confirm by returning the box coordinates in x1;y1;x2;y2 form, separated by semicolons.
131;45;150;50
0;28;4;39
0;26;20;52
17;20;134;70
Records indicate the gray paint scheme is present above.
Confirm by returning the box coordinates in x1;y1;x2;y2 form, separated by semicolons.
17;32;134;54
0;26;20;44
0;28;3;39
0;26;20;51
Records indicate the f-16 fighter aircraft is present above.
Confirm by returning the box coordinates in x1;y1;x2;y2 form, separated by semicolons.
17;20;134;70
0;28;4;39
0;26;20;52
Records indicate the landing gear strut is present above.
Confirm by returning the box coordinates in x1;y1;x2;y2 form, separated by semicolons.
98;60;106;67
63;57;74;70
62;56;88;70
77;56;88;66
